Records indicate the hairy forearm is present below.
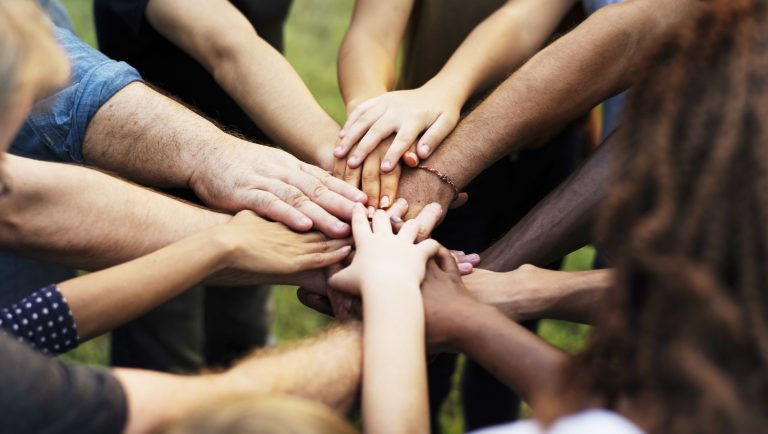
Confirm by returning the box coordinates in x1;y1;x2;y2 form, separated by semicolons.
363;286;428;434
480;130;625;271
82;82;237;188
116;322;362;434
0;155;228;270
454;303;567;406
427;0;697;189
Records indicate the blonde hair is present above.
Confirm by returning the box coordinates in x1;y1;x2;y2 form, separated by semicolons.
162;395;359;434
0;0;69;110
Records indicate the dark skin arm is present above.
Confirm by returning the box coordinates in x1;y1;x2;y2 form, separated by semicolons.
480;129;626;271
423;249;567;406
398;0;698;217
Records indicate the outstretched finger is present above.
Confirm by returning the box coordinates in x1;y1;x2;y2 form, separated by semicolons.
304;163;367;204
381;123;423;172
297;245;353;271
386;198;409;222
397;219;421;242
403;144;420;167
379;163;401;210
348;120;397;169
417;113;457;159
371;209;393;234
241;190;313;232
350;203;372;239
412;202;444;241
361;151;382;208
337;99;378;155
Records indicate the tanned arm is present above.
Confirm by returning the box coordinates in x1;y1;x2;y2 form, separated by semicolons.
399;0;699;215
143;0;340;168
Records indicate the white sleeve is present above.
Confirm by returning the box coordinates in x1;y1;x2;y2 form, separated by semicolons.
468;409;644;434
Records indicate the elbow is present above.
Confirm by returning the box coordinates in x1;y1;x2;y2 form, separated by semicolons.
203;26;260;78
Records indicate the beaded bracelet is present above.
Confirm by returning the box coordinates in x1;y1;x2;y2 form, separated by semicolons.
416;165;460;201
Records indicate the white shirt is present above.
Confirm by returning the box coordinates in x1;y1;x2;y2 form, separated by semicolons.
471;409;644;434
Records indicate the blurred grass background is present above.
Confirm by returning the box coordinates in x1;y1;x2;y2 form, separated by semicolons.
58;0;593;431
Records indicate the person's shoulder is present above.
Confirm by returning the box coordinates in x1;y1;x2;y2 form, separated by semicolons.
548;409;644;434
467;409;644;434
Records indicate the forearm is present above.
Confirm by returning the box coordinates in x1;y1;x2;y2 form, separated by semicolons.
208;39;340;169
428;0;576;106
0;155;228;270
82;81;240;187
338;0;413;110
426;0;697;189
470;267;614;324
480;130;626;271
363;286;428;434
59;231;230;340
453;303;567;406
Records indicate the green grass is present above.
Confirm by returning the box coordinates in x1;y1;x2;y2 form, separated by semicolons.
55;0;594;430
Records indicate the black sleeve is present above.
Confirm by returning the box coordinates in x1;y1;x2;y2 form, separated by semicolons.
0;334;127;434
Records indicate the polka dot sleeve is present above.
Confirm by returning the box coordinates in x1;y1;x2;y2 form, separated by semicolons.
0;285;79;354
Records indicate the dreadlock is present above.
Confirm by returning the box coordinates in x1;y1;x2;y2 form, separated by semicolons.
551;1;768;432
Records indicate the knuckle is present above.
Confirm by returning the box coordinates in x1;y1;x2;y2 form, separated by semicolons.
287;191;309;207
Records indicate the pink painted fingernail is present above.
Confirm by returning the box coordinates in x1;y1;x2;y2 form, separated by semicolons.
458;263;473;272
380;196;390;208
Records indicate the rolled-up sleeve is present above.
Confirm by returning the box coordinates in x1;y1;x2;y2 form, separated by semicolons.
10;27;143;163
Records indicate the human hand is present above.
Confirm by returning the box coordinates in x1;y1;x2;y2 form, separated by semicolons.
335;85;462;171
190;141;368;238
421;248;488;352
332;137;401;208
328;203;440;296
397;166;468;221
213;210;352;275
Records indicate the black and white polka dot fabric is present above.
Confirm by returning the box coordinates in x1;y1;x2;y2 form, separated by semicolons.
0;284;79;354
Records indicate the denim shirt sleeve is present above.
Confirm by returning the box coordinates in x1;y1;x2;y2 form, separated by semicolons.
10;27;143;163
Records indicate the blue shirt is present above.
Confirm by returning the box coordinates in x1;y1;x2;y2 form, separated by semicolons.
10;28;143;163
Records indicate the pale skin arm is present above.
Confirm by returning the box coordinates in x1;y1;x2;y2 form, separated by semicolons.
337;0;579;167
0;155;338;289
329;206;438;434
83;82;366;238
143;0;340;169
59;211;351;340
399;0;700;217
114;322;362;434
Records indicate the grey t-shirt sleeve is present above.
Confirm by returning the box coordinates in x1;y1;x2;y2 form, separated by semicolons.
0;333;127;434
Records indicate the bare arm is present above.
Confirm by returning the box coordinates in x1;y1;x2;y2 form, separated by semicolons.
338;0;413;110
114;322;362;434
399;0;699;215
83;83;366;238
464;266;613;324
59;212;350;340
143;0;339;168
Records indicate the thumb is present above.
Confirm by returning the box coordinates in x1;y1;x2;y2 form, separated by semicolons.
435;247;461;276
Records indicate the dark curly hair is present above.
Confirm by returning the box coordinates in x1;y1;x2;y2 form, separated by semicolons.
546;1;768;432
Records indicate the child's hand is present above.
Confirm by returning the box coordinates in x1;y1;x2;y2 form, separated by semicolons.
329;203;440;295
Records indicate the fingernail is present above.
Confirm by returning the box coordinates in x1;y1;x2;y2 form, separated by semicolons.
348;156;359;166
355;193;368;202
465;253;480;262
341;245;352;253
381;160;392;171
334;146;345;155
455;251;466;256
299;217;313;227
428;203;443;212
335;221;349;232
420;144;430;154
380;196;390;208
367;206;375;218
339;130;345;138
458;263;473;272
390;216;403;224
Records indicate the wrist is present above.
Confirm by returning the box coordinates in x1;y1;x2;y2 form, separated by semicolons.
422;75;470;108
448;302;500;350
401;167;456;212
